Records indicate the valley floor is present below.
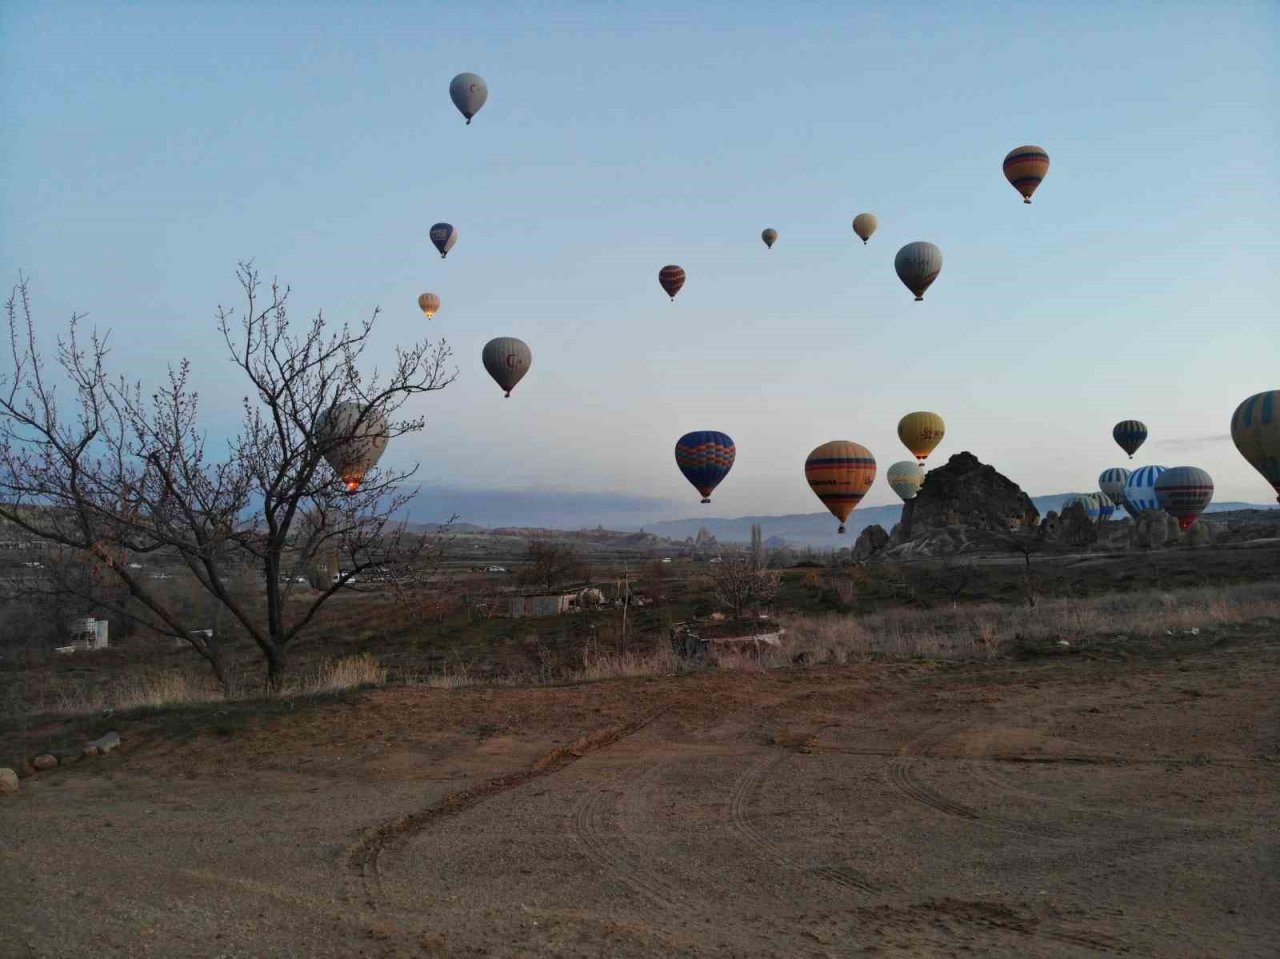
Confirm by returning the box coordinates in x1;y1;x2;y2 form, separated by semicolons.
2;624;1278;957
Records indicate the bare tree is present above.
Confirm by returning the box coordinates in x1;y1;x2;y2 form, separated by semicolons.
519;538;589;593
0;266;455;690
710;550;779;620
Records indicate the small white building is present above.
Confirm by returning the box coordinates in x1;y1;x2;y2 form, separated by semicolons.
55;617;109;654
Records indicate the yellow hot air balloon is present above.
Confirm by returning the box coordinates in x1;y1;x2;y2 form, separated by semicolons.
898;411;945;465
804;441;877;534
417;292;440;319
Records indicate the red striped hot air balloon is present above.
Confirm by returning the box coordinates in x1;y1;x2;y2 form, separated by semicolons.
658;265;686;301
804;441;877;534
1003;145;1050;203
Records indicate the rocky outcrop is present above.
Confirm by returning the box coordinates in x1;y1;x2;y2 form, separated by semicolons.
851;524;889;561
1039;503;1099;547
883;452;1039;558
1134;510;1180;549
0;768;17;794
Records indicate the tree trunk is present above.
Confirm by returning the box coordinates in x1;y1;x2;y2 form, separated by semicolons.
265;644;288;694
208;649;232;695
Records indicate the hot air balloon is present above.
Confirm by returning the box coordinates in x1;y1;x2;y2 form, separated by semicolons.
1060;494;1100;522
1123;465;1167;514
482;337;531;398
761;228;777;249
429;223;457;259
449;72;488;125
1003;145;1050;203
852;213;878;245
1112;420;1147;459
315;402;389;493
1230;390;1280;503
1155;467;1214;531
894;242;942;301
675;431;735;504
886;461;925;502
417;292;440;319
658;265;685;301
805;441;877;534
1098;467;1131;510
1094;491;1116;522
898;412;945;465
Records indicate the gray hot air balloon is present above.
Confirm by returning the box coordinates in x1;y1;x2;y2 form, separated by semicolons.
852;213;878;245
449;73;488;125
482;337;531;398
429;223;457;258
315;402;389;493
894;241;943;301
761;228;778;249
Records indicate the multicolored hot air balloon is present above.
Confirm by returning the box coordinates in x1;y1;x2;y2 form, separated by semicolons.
852;213;878;245
1230;390;1280;503
1123;465;1167;514
761;228;777;249
1094;491;1116;522
898;411;945;465
1155;466;1214;531
805;441;877;534
894;242;942;301
887;461;925;502
315;402;389;493
430;223;457;259
1060;494;1101;522
1113;420;1148;459
1003;145;1050;203
1098;467;1131;510
417;292;440;319
658;265;686;301
449;73;488;125
675;431;735;504
482;337;531;398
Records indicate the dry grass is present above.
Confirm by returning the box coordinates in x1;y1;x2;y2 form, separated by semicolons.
296;653;387;694
571;645;678;682
782;581;1280;665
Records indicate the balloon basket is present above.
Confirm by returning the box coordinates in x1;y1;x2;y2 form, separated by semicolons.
837;525;845;534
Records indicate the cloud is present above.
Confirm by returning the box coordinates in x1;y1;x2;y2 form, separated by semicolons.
1152;434;1232;449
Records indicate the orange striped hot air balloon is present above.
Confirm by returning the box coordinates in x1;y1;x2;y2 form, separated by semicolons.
1003;145;1050;203
897;411;945;465
805;441;877;534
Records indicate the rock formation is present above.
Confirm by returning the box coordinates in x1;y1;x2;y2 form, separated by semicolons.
851;524;889;561
1039;502;1099;547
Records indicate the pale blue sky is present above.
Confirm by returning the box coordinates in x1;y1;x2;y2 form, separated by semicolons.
3;1;1277;525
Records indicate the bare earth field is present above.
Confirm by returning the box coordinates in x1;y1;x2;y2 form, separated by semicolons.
3;625;1278;958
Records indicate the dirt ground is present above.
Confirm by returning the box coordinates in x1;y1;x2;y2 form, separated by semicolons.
2;626;1278;957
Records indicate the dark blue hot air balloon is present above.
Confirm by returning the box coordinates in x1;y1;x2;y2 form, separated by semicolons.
1113;420;1148;459
675;431;735;504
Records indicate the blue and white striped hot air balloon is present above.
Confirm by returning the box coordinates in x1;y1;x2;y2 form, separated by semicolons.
1123;466;1167;514
1098;468;1130;511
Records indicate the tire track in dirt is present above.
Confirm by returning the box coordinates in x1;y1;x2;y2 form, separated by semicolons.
569;757;687;913
347;710;664;909
728;752;881;895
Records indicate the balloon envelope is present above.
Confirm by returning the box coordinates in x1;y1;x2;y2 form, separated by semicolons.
675;431;736;503
897;412;945;464
1155;466;1214;531
761;228;777;249
482;337;531;397
1060;494;1100;522
805;441;877;533
449;72;488;124
315;403;389;493
894;242;942;301
417;292;440;319
1003;145;1050;203
658;265;686;301
852;213;878;245
1123;465;1167;514
1113;420;1147;459
1230;390;1280;503
886;460;925;502
1098;467;1131;509
1094;492;1116;521
429;223;457;258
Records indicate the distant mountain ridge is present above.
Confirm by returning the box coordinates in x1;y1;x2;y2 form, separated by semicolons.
642;497;1276;549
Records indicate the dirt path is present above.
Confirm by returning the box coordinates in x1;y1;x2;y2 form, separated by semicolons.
2;629;1278;957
